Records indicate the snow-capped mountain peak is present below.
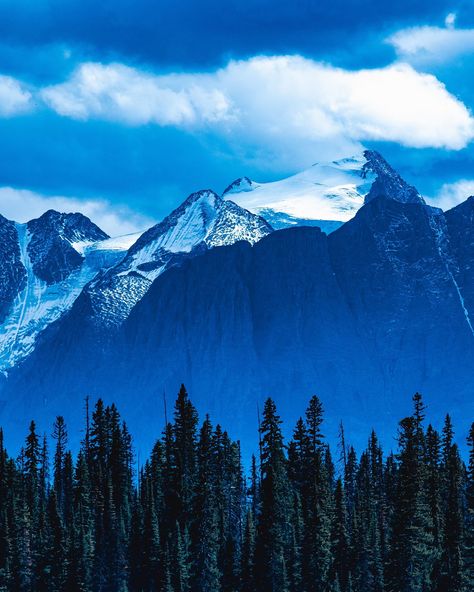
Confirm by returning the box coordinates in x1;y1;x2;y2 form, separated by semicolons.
26;209;109;284
76;189;273;328
0;211;132;371
119;189;271;276
222;150;423;231
362;150;423;205
222;177;254;195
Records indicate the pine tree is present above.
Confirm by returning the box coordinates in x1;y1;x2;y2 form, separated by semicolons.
254;398;292;592
287;418;309;493
68;450;94;592
10;493;33;592
192;415;221;592
172;523;191;592
249;454;259;520
465;422;474;589
0;430;13;590
426;425;442;551
438;439;465;592
241;510;256;592
287;493;302;592
388;413;434;592
129;492;144;592
330;479;349;591
301;396;332;592
63;451;74;526
45;490;67;592
1;387;474;591
52;416;68;515
174;385;198;531
162;421;178;535
142;467;162;591
24;421;40;520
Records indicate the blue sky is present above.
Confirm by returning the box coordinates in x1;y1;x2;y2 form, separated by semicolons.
1;0;474;234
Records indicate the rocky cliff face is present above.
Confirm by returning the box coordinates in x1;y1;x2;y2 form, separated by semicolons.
26;210;109;284
0;216;26;323
0;211;123;371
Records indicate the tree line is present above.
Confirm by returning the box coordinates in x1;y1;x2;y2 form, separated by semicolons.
0;386;473;592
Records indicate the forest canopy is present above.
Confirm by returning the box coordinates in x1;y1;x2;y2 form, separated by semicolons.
0;387;473;592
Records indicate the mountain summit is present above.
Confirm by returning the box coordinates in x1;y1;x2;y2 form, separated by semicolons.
223;150;424;231
55;189;273;329
0;211;131;371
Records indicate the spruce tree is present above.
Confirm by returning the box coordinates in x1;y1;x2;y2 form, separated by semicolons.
171;523;191;592
465;422;474;589
52;416;68;515
301;396;332;592
438;440;465;592
142;469;162;591
174;385;198;530
24;421;40;520
254;398;292;592
192;415;220;592
330;479;350;591
241;510;256;592
1;386;474;591
388;413;434;592
45;490;67;592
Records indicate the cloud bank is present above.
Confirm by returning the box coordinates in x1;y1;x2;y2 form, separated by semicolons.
0;187;154;236
39;57;474;159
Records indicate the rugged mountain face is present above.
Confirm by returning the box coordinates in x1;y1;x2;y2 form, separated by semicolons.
73;189;273;328
26;210;109;284
0;212;132;371
223;150;424;230
329;198;474;402
362;150;422;205
3;195;474;457
0;216;26;323
444;196;474;333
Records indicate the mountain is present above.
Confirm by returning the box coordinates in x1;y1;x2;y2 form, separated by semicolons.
0;191;272;369
223;150;424;231
0;150;420;371
70;189;273;329
25;210;109;284
3;193;474;457
0;211;134;371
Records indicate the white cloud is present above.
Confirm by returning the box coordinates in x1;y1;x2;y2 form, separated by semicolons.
0;187;155;236
41;62;233;126
388;19;474;66
0;74;32;116
40;57;474;169
427;180;474;211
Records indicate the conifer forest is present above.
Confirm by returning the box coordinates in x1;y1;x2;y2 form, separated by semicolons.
0;386;473;592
